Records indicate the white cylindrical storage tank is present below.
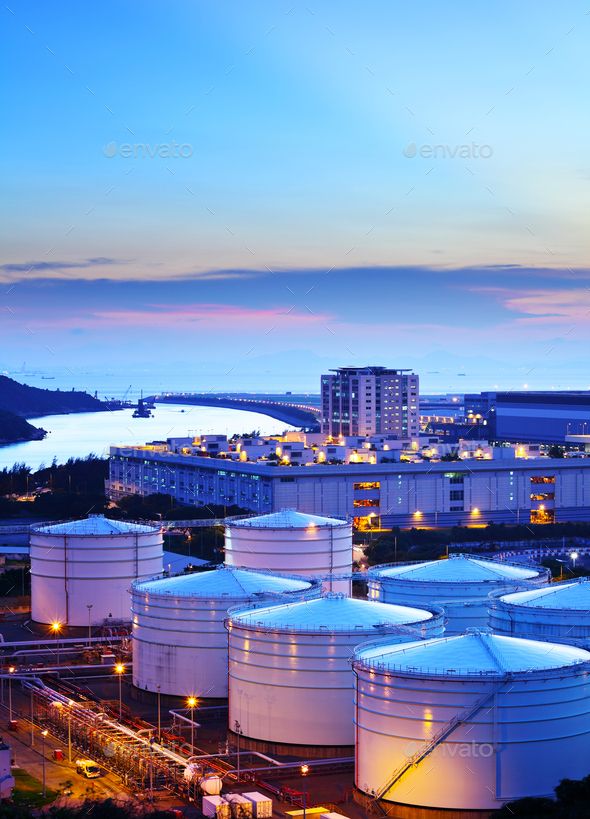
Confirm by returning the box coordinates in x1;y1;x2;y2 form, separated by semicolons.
131;565;317;697
30;515;163;626
225;510;352;592
353;630;590;812
368;554;550;634
227;593;444;748
489;577;590;648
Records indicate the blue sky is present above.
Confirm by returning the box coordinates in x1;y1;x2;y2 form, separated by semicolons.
2;1;590;392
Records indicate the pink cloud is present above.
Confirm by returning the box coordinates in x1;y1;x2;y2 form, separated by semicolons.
22;303;333;330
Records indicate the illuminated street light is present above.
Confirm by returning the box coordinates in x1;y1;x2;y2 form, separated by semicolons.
300;764;310;818
114;663;125;721
50;622;63;667
8;666;15;722
186;696;197;751
571;551;579;569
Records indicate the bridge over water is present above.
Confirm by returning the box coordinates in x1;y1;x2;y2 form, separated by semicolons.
149;392;321;430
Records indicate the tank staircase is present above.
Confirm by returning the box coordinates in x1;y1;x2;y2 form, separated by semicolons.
372;682;503;803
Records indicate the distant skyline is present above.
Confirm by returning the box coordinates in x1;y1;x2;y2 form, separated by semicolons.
2;1;589;392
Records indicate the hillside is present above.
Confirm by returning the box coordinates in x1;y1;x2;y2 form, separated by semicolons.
0;409;46;445
0;376;105;418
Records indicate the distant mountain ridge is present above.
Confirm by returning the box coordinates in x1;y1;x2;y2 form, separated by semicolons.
0;375;105;418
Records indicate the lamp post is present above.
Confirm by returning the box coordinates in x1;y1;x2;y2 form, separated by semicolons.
8;666;15;722
50;622;62;666
300;764;310;819
156;685;161;741
41;729;48;797
234;719;242;782
571;551;579;570
30;687;35;747
186;696;197;751
67;700;74;762
114;663;125;721
86;604;93;646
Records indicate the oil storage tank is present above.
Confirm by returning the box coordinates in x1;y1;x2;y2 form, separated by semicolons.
353;629;590;813
30;515;163;626
368;554;549;634
227;593;444;749
489;577;590;648
225;510;352;591
132;565;317;697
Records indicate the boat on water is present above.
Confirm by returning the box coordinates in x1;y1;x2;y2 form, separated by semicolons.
132;399;153;418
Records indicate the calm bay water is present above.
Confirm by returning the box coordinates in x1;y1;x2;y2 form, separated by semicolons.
0;403;293;470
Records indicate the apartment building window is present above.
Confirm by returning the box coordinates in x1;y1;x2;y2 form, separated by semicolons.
354;482;381;490
353;499;380;508
530;476;556;484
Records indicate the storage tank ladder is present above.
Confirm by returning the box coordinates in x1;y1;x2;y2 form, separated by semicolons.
372;681;504;802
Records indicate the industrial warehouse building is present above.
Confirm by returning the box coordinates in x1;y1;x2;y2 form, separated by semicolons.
465;390;590;443
108;447;590;527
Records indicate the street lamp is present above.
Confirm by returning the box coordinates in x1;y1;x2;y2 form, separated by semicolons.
300;764;310;819
8;666;15;722
66;700;74;762
114;663;125;721
50;622;62;667
234;719;242;782
186;696;197;751
156;685;161;741
41;729;48;797
86;604;93;646
571;551;579;569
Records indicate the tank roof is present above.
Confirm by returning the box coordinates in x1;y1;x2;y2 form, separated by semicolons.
33;514;159;536
134;565;312;598
498;578;590;610
370;554;541;583
355;630;590;675
229;593;434;631
228;510;348;529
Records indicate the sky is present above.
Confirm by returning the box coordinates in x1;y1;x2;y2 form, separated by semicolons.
2;1;590;394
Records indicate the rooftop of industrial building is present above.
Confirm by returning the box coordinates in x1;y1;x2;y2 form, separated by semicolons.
32;514;159;536
228;510;347;529
354;630;590;675
368;554;543;583
498;577;590;610
228;593;435;631
134;565;313;597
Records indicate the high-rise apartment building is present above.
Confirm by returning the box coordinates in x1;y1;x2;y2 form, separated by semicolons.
321;366;419;438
